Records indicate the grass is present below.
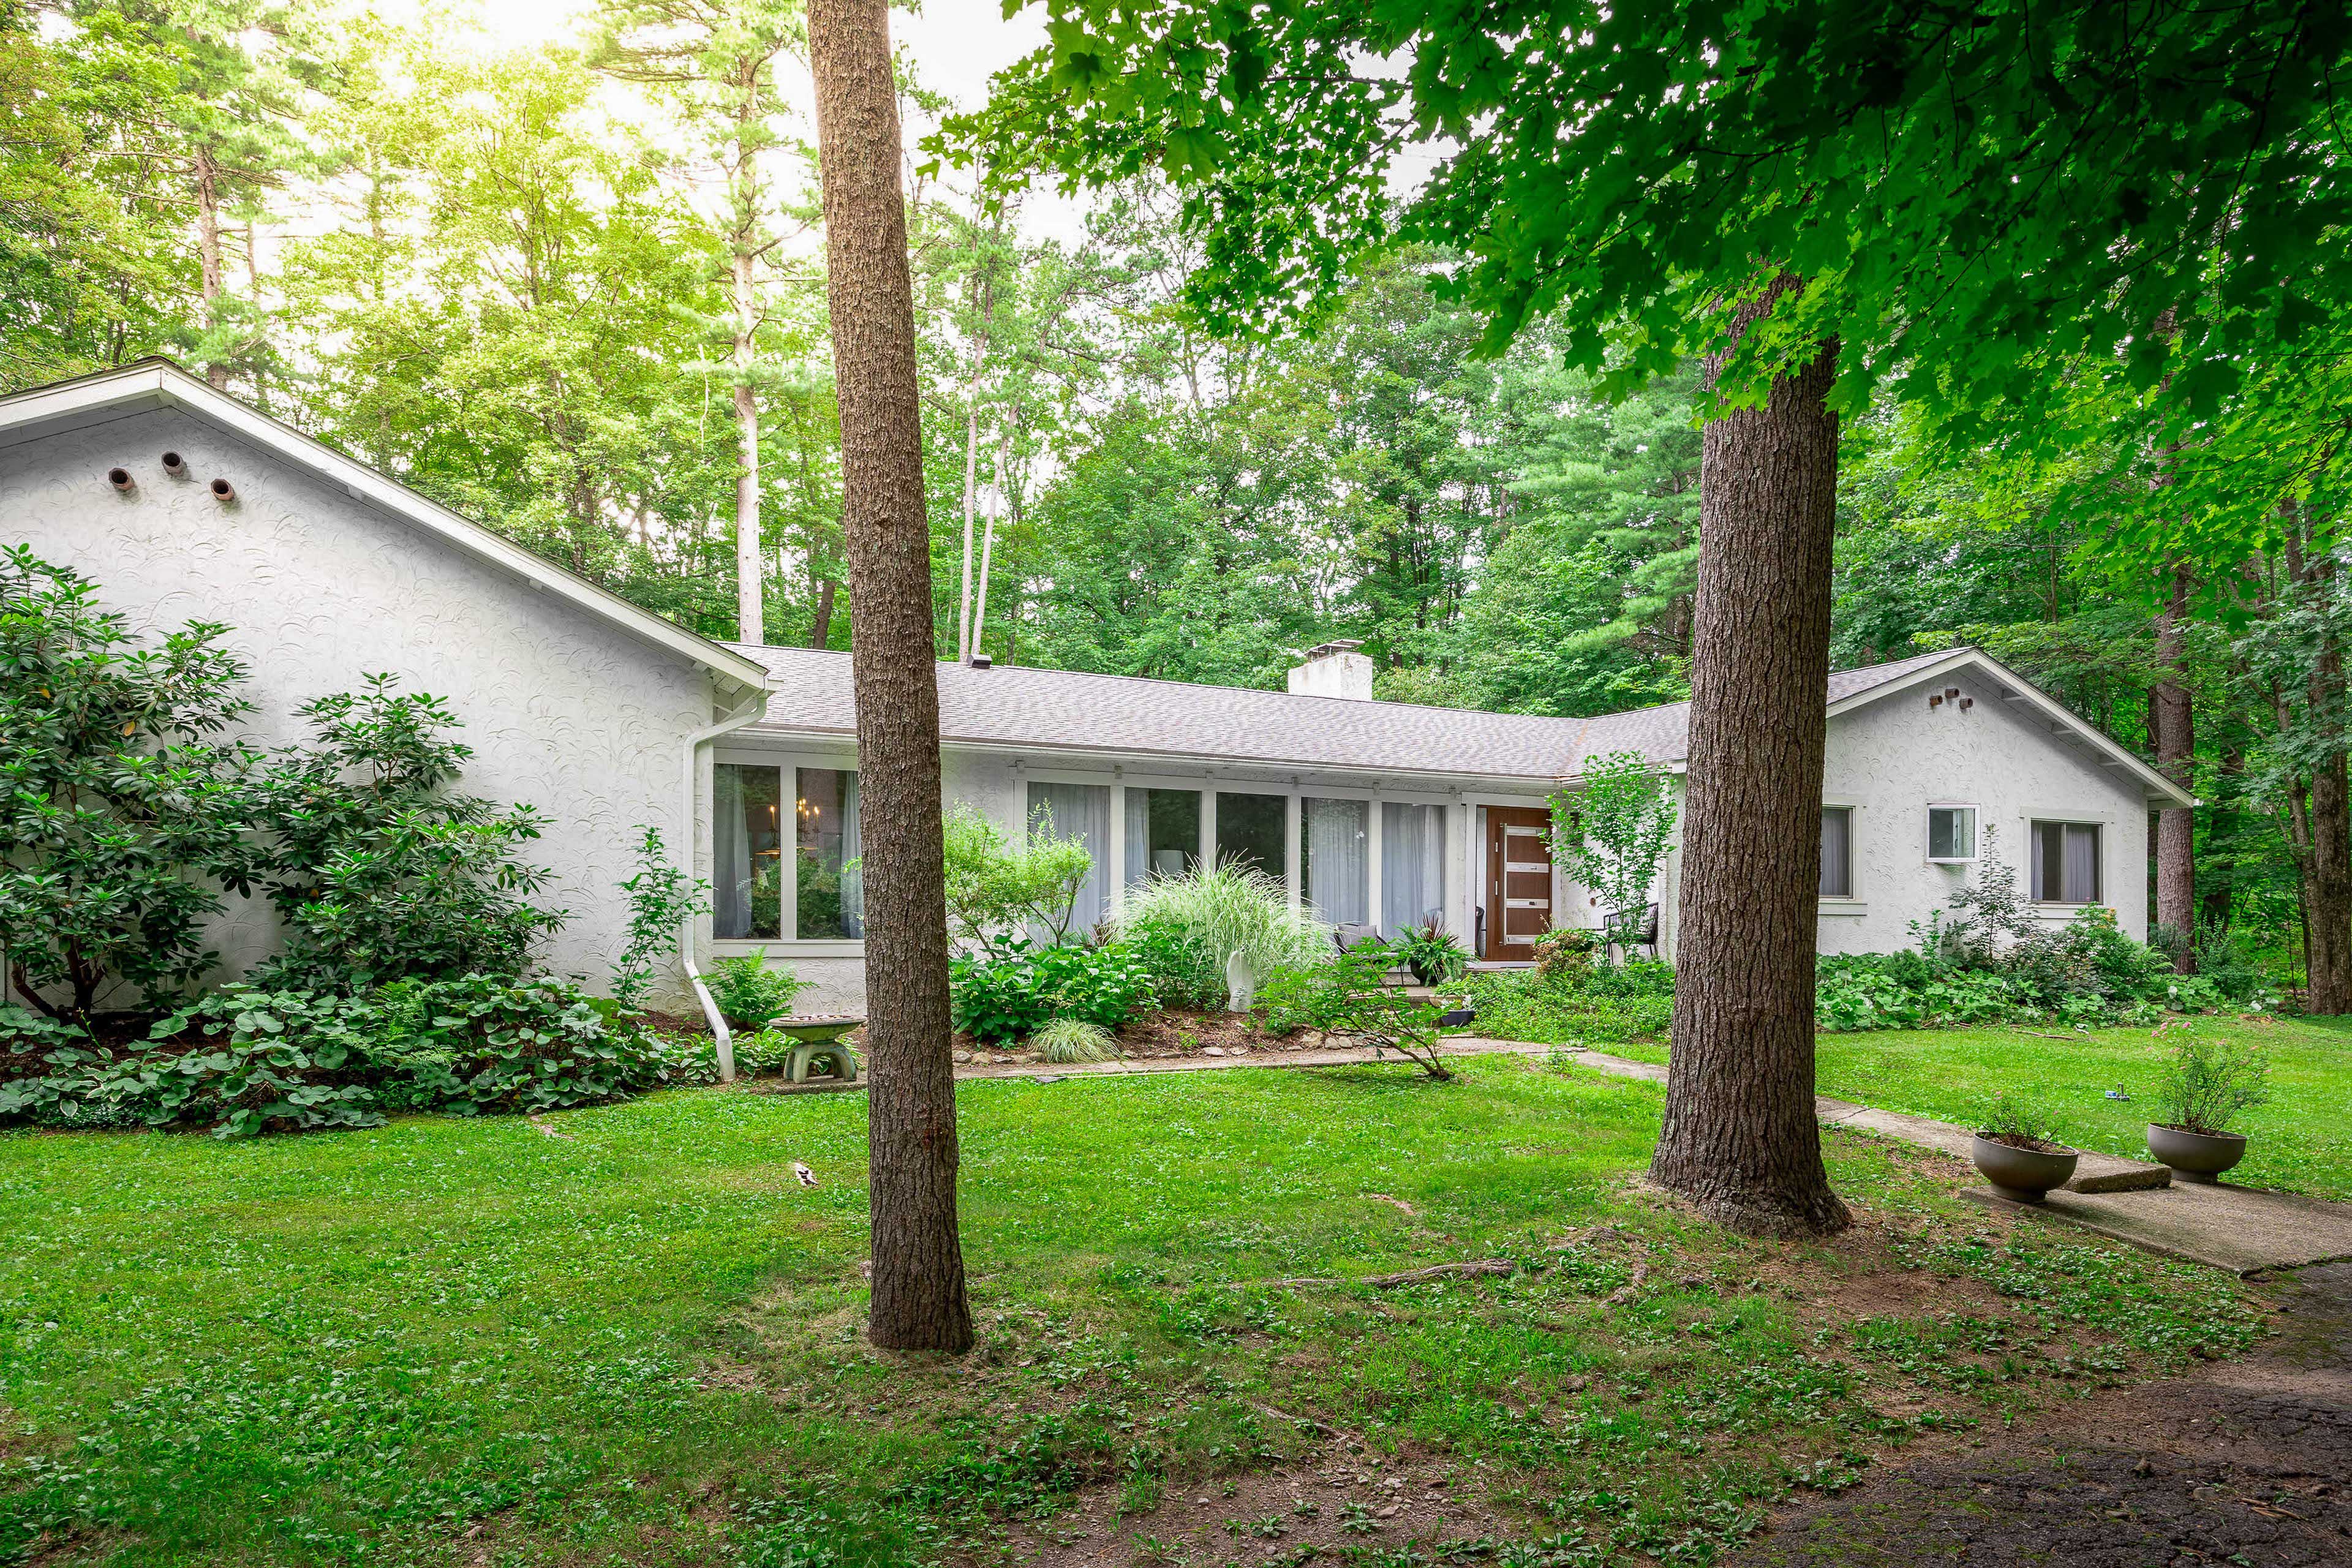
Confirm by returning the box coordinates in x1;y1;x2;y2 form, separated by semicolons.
1601;1013;2352;1200
1;1056;2269;1567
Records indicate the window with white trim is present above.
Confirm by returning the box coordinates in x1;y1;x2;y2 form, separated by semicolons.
1927;804;1978;863
2030;820;2101;903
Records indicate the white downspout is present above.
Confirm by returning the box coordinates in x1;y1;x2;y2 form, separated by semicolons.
684;683;771;1082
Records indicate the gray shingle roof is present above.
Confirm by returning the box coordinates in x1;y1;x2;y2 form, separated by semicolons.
1559;648;1963;770
731;647;1578;780
725;644;1973;784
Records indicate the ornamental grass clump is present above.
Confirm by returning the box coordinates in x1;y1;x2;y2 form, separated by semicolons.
1118;862;1327;1011
1031;1017;1121;1065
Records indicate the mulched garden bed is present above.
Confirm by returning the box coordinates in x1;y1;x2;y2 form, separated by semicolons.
951;1008;1308;1066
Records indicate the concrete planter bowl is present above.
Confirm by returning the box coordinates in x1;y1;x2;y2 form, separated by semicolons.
2146;1123;2248;1185
1970;1133;2080;1202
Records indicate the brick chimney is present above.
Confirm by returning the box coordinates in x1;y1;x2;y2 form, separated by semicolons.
1286;639;1374;700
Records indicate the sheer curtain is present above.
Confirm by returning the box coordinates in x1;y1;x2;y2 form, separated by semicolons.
1819;808;1852;898
1381;802;1445;935
839;771;864;937
1124;788;1150;890
1302;797;1370;925
2064;823;2100;903
1030;782;1111;934
714;764;752;938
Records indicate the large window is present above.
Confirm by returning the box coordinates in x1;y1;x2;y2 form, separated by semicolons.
794;767;863;938
1125;787;1201;890
2032;820;2101;903
1300;797;1370;925
1028;781;1112;935
1216;791;1287;880
1382;802;1446;935
1820;807;1853;898
1928;804;1978;862
715;763;785;938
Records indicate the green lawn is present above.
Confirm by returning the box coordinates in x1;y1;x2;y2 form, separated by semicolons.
1;1056;2264;1567
1602;1014;2352;1201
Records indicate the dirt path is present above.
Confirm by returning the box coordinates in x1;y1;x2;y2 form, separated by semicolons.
1728;1262;2352;1566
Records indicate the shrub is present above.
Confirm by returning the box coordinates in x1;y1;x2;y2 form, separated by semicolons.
0;546;263;1025
949;939;1155;1043
1531;927;1596;982
1121;916;1226;1009
1550;750;1677;947
611;826;710;1015
2152;1020;2270;1136
1457;961;1675;1045
705;951;816;1030
1256;940;1451;1078
1118;863;1326;1009
942;804;1095;956
1031;1017;1120;1064
246;675;566;990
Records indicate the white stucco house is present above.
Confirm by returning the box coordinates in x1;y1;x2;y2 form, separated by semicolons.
1;362;2194;1046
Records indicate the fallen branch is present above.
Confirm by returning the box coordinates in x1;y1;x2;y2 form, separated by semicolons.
1230;1258;1517;1291
1252;1402;1344;1439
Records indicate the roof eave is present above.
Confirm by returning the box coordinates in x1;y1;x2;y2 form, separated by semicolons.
0;361;771;694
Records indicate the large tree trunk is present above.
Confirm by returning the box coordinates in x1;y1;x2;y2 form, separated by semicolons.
1649;275;1852;1240
807;0;974;1354
2308;556;2352;1013
2150;566;2195;965
734;249;765;645
192;146;228;391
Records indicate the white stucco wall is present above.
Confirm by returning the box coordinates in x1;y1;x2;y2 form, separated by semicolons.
1815;668;2150;951
2;408;715;1001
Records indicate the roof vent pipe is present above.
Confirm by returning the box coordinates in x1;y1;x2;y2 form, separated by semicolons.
970;654;992;669
209;477;235;502
107;467;135;492
160;451;186;478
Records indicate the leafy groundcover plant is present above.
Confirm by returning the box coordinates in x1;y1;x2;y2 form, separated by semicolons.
949;939;1155;1044
0;978;701;1138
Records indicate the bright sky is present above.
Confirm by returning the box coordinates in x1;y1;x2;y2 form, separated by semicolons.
451;0;1049;115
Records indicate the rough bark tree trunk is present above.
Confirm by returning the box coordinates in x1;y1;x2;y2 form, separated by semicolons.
807;0;973;1354
2150;567;2195;965
192;146;228;391
809;577;836;650
1648;274;1852;1240
734;248;765;645
2307;554;2352;1013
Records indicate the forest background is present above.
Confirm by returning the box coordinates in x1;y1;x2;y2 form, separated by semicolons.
4;0;2340;974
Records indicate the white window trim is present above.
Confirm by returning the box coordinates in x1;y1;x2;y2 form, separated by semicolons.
709;745;862;956
1925;801;1980;865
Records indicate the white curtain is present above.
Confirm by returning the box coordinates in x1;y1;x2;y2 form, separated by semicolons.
1029;782;1111;935
1124;787;1150;890
714;764;753;938
1819;807;1851;898
1382;802;1445;935
2064;822;2099;903
1303;797;1370;925
838;771;864;937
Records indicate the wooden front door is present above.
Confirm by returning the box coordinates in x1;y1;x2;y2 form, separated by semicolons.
1484;806;1555;960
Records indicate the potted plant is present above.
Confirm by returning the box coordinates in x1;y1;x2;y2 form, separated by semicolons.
1970;1097;2079;1202
2146;1022;2269;1184
1396;918;1468;986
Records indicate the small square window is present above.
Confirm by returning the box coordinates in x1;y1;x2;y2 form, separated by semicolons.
1928;805;1977;862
